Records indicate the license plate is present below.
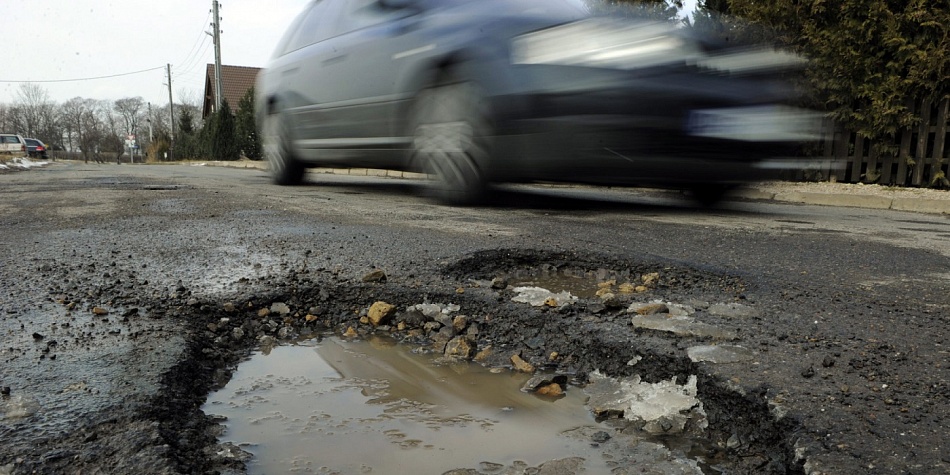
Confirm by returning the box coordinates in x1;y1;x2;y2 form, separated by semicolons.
687;105;823;142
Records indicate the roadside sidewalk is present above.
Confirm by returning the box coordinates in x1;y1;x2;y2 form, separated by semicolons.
199;160;950;215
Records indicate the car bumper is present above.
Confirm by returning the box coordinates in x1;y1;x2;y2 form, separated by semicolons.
486;77;822;186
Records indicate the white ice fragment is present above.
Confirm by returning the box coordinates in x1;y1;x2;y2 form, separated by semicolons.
1;394;41;420
585;371;707;435
511;286;577;307
407;303;458;318
687;345;754;364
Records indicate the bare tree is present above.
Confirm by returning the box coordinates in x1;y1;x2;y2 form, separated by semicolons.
98;101;125;163
0;103;9;132
114;97;145;139
62;98;106;163
15;83;56;139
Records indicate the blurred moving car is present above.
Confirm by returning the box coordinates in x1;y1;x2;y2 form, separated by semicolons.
257;0;822;205
1;133;27;157
24;138;48;159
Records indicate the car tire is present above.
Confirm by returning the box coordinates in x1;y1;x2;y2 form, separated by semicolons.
261;112;305;186
410;80;492;205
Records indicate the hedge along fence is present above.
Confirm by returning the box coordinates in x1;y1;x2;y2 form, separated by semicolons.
818;97;950;188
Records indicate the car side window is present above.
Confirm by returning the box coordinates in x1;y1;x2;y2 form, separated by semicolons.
281;0;339;55
335;0;408;36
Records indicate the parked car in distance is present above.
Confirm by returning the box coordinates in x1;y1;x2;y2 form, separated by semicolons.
1;133;27;157
257;0;823;205
24;138;49;159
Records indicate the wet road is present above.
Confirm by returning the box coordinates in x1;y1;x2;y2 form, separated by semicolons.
1;162;948;474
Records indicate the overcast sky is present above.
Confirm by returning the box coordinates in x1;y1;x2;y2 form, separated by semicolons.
2;0;312;107
3;0;698;108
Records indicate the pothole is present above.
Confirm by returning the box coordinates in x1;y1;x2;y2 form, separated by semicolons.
151;249;795;474
204;335;721;474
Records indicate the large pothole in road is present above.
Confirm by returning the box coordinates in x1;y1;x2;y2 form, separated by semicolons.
156;249;800;474
204;336;716;474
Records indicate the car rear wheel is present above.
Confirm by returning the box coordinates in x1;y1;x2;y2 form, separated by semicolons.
262;112;305;186
410;81;492;205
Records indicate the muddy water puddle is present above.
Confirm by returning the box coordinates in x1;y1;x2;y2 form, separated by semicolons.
204;336;721;474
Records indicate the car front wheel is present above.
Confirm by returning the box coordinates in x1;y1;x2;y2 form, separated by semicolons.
261;112;305;186
410;81;493;205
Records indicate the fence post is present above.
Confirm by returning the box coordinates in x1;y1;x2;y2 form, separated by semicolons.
912;99;933;186
849;134;865;183
833;125;849;182
931;97;949;186
867;143;880;183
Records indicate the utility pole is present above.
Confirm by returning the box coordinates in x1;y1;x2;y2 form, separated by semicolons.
147;102;154;142
167;63;176;161
209;0;224;113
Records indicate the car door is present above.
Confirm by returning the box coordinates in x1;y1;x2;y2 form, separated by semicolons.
311;0;424;156
268;0;346;156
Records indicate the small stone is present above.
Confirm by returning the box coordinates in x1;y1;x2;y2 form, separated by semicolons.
536;383;564;397
452;315;468;333
801;366;815;378
257;308;270;318
474;346;493;362
92;307;109;316
490;277;508;290
277;327;291;339
511;354;535;373
231;327;245;341
543;298;558;307
223;302;236;312
630;303;669;315
822;356;835;368
444;336;476;359
0;387;10;396
634;285;649;293
591;431;611;443
456;287;465;294
343;326;358;338
597;279;616;289
362;269;387;283
617;283;636;294
594;287;613;298
367;301;397;326
32;332;44;340
641;273;660;286
304;314;318;322
270;302;291;315
259;335;276;347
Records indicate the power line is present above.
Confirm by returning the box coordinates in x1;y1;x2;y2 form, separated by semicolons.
0;66;166;84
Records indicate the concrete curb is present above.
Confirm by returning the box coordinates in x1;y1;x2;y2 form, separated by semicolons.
198;161;950;215
733;188;950;215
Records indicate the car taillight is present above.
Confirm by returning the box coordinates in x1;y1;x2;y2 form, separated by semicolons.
37;145;45;151
21;145;25;151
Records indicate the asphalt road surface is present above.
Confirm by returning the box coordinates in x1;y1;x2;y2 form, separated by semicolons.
1;162;948;474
